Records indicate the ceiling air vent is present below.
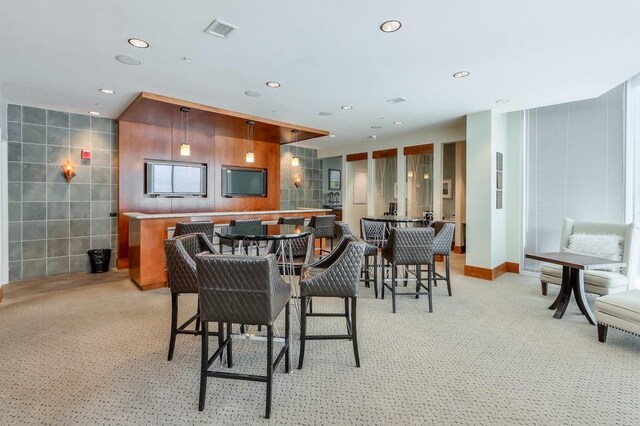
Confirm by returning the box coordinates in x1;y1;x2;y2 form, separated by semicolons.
204;19;238;38
386;97;407;104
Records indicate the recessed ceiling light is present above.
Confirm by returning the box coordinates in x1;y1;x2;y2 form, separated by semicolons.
88;111;101;116
266;81;280;88
341;105;353;110
495;98;510;104
453;71;470;78
371;125;383;129
329;134;336;138
99;89;115;94
115;55;142;65
128;38;149;48
393;121;403;125
244;90;262;97
319;112;332;116
380;20;402;33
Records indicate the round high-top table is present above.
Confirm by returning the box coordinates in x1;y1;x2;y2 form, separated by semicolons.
362;215;426;225
216;224;313;322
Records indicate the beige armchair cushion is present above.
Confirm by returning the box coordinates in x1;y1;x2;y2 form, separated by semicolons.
540;218;640;295
595;290;640;336
540;264;628;295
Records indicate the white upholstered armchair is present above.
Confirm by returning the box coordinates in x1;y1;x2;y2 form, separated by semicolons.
540;218;640;296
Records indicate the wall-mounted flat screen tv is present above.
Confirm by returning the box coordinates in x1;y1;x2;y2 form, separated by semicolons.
145;160;207;197
221;166;267;197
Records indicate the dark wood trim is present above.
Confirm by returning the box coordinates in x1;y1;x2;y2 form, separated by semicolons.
464;262;520;280
403;144;434;156
505;262;520;274
372;148;397;159
346;152;368;162
453;245;465;254
464;265;496;280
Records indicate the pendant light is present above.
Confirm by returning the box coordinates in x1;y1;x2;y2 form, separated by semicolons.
423;172;430;180
245;120;255;163
179;107;190;156
407;170;414;178
291;129;300;167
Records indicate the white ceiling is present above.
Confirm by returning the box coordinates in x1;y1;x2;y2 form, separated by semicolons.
1;0;640;149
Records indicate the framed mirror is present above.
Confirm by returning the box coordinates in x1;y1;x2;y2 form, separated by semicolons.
328;168;341;190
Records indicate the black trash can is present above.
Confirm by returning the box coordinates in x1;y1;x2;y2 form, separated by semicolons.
87;249;111;273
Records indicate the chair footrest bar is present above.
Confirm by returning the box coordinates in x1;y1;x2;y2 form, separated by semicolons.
207;371;268;383
305;313;347;317
230;334;285;344
177;330;220;336
304;334;353;340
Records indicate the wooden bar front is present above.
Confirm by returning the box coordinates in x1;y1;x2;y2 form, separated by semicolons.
128;210;330;291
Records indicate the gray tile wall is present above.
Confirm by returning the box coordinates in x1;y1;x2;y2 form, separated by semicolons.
280;145;322;210
6;104;118;282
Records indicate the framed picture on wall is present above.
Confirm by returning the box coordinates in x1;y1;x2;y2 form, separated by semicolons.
443;179;453;199
328;168;341;190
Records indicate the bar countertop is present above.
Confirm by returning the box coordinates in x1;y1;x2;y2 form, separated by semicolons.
124;208;332;220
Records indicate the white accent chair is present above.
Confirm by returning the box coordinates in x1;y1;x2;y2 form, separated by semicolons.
540;218;639;296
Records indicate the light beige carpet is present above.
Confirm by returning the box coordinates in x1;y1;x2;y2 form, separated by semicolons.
1;257;639;425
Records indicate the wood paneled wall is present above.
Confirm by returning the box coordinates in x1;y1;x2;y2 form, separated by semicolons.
117;121;280;264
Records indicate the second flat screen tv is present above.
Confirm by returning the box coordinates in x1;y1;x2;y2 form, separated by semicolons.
221;166;267;197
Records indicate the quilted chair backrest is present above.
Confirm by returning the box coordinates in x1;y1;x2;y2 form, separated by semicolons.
309;215;336;238
335;222;355;239
560;218;640;289
386;227;434;265
164;235;199;294
361;219;387;247
174;221;215;241
431;222;455;256
277;216;305;225
196;254;290;325
230;218;262;227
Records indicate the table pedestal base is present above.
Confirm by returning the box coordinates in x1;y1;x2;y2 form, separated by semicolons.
548;266;595;325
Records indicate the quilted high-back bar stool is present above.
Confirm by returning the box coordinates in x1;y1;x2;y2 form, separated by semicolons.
336;222;379;297
164;233;220;361
428;222;455;296
381;227;435;313
195;253;291;419
298;236;366;369
308;215;336;256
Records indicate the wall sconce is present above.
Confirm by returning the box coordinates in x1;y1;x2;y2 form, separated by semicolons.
293;175;301;188
61;160;76;183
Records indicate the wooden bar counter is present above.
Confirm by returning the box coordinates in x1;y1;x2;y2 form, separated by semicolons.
124;209;331;291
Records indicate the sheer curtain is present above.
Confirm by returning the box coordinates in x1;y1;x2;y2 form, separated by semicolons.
406;153;433;217
523;84;626;271
375;156;397;216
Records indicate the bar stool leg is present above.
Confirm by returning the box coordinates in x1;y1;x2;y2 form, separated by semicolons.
445;255;452;296
265;325;273;419
392;265;397;313
198;321;209;411
351;297;360;367
168;293;178;361
298;296;307;369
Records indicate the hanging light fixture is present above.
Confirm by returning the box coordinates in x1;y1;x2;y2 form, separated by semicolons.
291;129;300;167
245;120;255;163
179;107;191;156
407;170;414;178
423;172;430;180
